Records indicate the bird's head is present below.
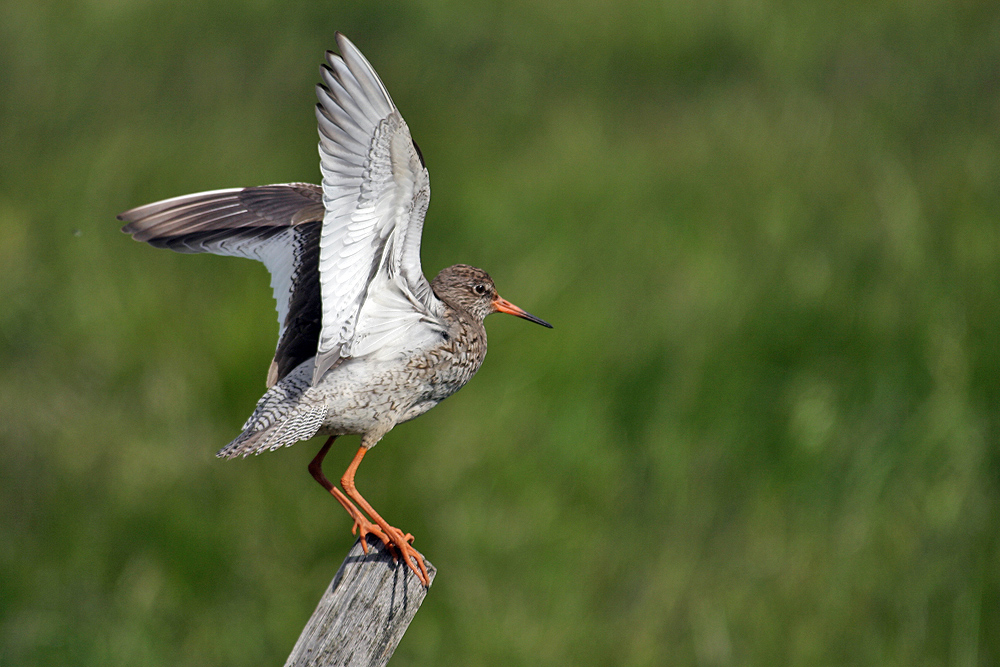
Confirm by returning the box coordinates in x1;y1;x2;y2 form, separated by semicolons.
431;264;552;327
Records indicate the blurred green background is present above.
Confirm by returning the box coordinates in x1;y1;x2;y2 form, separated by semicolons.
2;0;999;665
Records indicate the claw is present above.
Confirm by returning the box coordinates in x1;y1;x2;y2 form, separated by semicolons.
379;524;429;584
350;515;389;554
353;517;428;583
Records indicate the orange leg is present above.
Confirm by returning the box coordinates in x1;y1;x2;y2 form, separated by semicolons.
308;437;388;553
340;445;430;586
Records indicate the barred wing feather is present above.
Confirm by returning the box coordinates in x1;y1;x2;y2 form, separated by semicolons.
312;32;438;383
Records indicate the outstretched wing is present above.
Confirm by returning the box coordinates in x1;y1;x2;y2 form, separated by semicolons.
312;32;438;383
118;184;325;385
120;35;441;388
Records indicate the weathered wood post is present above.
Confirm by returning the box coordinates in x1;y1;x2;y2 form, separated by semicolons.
284;539;436;667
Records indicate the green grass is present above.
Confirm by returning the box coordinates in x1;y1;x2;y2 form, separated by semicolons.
2;0;999;664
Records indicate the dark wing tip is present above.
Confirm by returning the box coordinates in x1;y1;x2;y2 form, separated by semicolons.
118;210;140;233
411;139;425;168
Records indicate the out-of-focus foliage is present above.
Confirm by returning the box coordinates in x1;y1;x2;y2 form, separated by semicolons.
2;1;999;665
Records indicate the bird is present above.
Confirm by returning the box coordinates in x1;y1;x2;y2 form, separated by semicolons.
118;33;551;586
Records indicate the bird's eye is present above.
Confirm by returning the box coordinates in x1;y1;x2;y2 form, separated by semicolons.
473;284;487;295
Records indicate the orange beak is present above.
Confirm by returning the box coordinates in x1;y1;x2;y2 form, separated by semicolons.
492;296;553;328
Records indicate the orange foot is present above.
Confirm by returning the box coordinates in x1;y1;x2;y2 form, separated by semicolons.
329;487;388;552
331;487;428;584
371;521;429;586
346;492;429;585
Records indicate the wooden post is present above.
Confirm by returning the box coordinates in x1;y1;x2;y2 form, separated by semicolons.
283;539;436;667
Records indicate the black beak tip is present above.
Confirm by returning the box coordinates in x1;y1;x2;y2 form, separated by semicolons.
524;313;553;328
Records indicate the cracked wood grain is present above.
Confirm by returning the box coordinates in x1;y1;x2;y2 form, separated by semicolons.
283;539;435;667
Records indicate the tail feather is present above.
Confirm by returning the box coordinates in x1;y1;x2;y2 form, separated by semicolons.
217;406;326;458
216;366;326;458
